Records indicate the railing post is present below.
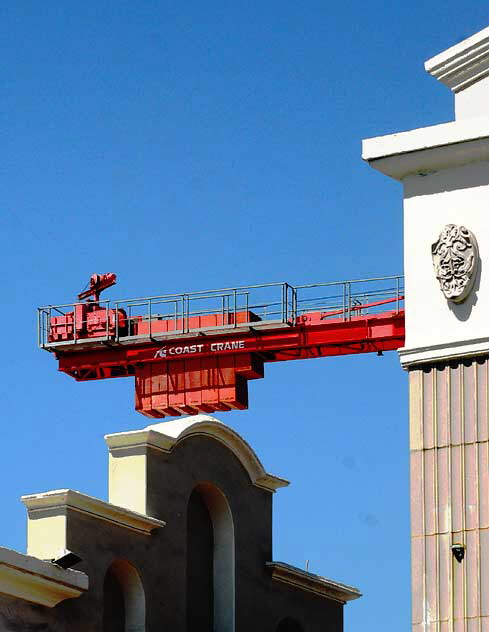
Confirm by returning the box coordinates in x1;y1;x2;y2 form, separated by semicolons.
396;277;400;313
182;295;186;333
233;289;237;327
73;304;77;342
148;299;152;339
347;283;351;321
185;294;189;333
37;309;41;347
175;294;184;334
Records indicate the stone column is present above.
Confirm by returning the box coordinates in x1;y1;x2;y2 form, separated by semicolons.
410;359;489;630
363;27;489;631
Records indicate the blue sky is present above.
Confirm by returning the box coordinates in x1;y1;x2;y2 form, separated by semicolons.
2;3;488;630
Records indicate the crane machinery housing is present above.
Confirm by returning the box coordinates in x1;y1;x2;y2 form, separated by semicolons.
38;273;405;417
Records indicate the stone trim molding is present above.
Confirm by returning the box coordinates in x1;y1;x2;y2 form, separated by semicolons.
21;489;165;535
105;414;289;493
266;561;361;604
399;336;489;368
425;26;489;93
0;546;88;607
362;117;489;180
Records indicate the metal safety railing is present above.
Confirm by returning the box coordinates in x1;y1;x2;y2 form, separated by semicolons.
295;275;404;319
38;275;404;349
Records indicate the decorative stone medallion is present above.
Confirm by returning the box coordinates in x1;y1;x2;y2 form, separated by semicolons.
431;224;478;303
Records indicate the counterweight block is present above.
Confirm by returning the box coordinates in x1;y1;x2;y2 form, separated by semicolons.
135;353;265;418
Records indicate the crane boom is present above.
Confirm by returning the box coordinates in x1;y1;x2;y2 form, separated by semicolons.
39;275;405;417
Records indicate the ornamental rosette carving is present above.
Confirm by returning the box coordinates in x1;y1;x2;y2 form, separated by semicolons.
431;224;478;303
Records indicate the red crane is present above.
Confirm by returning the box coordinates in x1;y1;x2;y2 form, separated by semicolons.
39;274;405;418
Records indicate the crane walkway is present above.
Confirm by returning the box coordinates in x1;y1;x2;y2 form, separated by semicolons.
38;275;404;350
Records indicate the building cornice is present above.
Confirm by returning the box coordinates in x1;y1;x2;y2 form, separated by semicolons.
362;117;489;180
106;415;289;493
0;546;88;607
21;489;165;535
266;561;361;604
399;337;489;368
425;26;489;93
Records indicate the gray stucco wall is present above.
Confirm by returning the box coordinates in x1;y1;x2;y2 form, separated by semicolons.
0;594;66;632
0;433;345;632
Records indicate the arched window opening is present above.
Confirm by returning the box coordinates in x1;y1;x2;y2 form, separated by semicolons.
103;559;145;632
276;617;304;632
187;488;214;630
186;483;235;632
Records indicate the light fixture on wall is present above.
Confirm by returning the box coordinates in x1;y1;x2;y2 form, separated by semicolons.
451;543;465;563
52;550;82;569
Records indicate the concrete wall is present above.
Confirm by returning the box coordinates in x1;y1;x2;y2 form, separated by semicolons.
403;162;489;355
2;430;346;632
0;594;67;632
456;80;489;120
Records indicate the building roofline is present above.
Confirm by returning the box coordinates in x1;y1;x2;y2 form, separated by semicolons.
0;546;88;607
21;489;165;535
425;26;489;93
362;117;489;180
105;415;289;493
266;561;361;604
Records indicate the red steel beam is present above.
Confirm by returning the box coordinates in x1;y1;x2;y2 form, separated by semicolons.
56;310;404;375
53;309;405;417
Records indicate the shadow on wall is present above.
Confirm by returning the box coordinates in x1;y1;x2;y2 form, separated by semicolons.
447;256;482;321
403;161;489;198
276;617;304;632
0;595;66;632
103;559;145;632
186;482;235;632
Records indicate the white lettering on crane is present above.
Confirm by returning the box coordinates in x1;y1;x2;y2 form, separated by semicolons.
210;340;245;352
154;339;244;359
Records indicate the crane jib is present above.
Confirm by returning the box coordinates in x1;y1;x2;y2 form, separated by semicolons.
40;274;405;418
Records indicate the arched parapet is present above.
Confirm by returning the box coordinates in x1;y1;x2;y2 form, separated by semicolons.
105;415;289;513
145;415;289;492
